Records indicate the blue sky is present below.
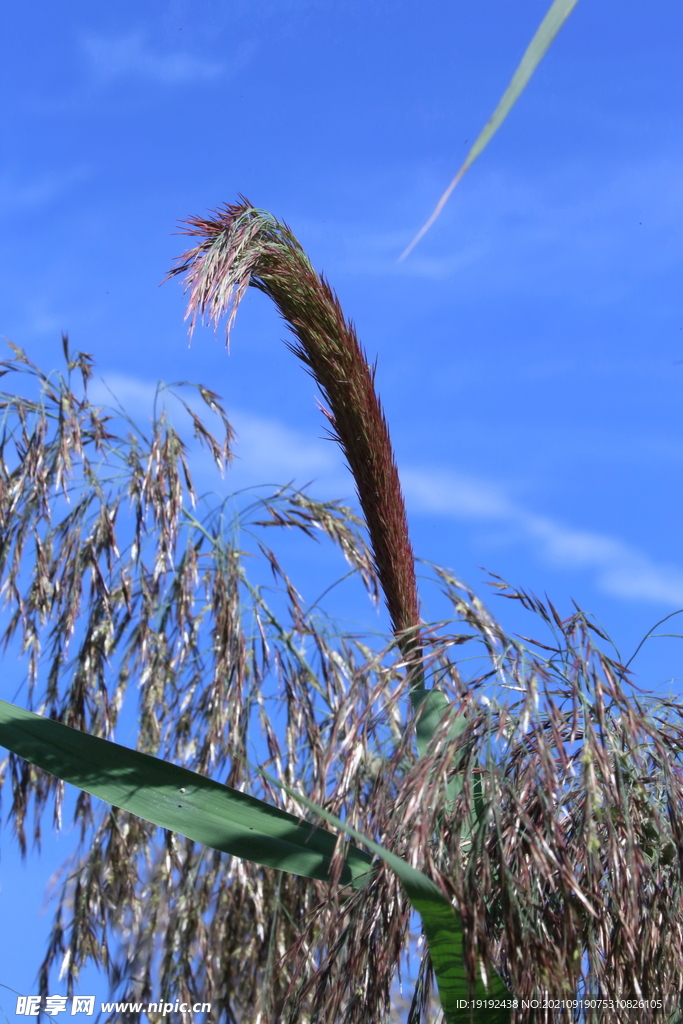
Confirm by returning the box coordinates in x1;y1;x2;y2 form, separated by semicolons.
2;0;683;1012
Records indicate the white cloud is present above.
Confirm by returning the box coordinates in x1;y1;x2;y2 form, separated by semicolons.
401;468;514;520
88;373;161;416
232;410;338;479
87;373;344;488
82;32;224;85
404;468;683;607
330;226;491;280
86;374;683;606
313;156;683;292
0;167;90;217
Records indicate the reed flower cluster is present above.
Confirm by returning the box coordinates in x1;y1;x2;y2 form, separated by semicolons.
0;204;683;1023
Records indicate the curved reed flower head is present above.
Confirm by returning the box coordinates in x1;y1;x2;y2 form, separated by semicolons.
169;199;423;672
168;198;287;346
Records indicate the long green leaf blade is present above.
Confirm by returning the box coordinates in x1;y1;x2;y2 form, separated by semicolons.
255;764;512;1024
0;699;373;887
400;0;580;259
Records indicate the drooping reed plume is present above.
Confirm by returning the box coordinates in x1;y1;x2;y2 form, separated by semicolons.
167;199;424;688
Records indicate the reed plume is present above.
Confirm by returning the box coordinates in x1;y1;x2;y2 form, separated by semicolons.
168;199;424;688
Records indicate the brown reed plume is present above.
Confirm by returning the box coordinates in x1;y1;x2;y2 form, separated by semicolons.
167;199;424;688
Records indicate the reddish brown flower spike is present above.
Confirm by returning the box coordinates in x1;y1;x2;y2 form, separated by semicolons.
169;199;423;678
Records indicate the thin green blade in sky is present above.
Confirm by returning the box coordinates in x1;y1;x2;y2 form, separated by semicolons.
400;0;580;260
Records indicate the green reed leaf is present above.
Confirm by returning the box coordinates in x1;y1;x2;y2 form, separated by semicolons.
400;0;580;259
415;688;456;759
0;699;373;887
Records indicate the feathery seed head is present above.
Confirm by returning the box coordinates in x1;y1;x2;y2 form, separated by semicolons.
168;198;289;345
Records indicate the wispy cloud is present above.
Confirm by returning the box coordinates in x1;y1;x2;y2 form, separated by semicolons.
403;468;683;607
313;156;683;292
81;32;225;85
87;373;344;488
0;167;90;217
402;469;514;520
86;374;683;606
526;515;683;605
88;374;164;416
231;410;339;479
